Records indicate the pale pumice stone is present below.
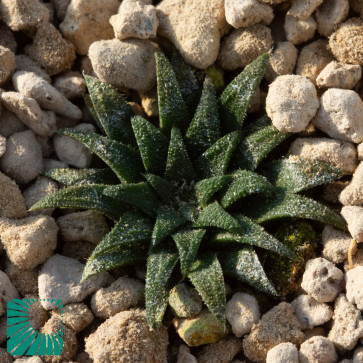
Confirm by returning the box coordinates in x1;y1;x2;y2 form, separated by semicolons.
287;0;323;19
284;14;316;45
346;266;363;311
0;45;15;85
341;206;363;242
322;225;352;264
339;162;363;206
299;336;337;363
266;343;299;363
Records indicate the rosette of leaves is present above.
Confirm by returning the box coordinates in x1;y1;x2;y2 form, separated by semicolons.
31;52;346;329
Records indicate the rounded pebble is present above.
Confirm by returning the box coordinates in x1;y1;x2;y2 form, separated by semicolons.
299;336;337;363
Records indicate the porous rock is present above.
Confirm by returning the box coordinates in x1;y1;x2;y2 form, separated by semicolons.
91;276;144;319
358;144;363;161
15;55;51;83
0;130;44;184
287;0;323;19
5;261;38;296
299;336;337;363
88;38;156;91
287;137;358;174
0;135;5;158
266;75;319;133
0;215;58;270
85;309;168;363
13;357;43;363
346;266;363;311
0;45;15;85
243;302;304;362
168;283;202;318
339;162;363;206
284;15;316;45
156;0;227;69
0;347;13;362
54;71;86;99
50;0;71;20
354;346;363;363
218;24;273;70
266;343;299;363
341;206;363;242
0;109;27;138
322;225;352;264
0;270;20;315
38;254;112;309
60;0;119;55
0;23;17;53
177;345;198;363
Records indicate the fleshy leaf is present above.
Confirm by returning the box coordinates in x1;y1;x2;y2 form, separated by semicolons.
213;215;294;258
151;208;187;248
172;229;206;277
220;170;274;208
103;183;158;217
146;246;179;328
131;116;169;175
188;253;226;324
194;201;243;234
84;75;135;144
262;157;346;193
194;175;232;207
59;129;143;183
44;168;119;186
220;246;277;295
164;127;196;183
30;185;123;221
220;53;269;132
156;52;189;134
83;94;105;134
195;131;240;179
143;173;178;206
245;191;347;229
185;77;221;157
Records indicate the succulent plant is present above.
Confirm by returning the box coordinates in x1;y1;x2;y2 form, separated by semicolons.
31;51;346;330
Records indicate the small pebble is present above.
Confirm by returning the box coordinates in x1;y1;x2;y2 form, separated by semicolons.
354;346;363;363
341;206;363;242
322;225;352;264
346;266;363;311
266;343;299;363
54;71;86;99
5;260;38;296
358;144;363;161
0;45;15;85
0;270;20;315
339;162;363;205
0;23;17;53
0;109;27;138
284;15;316;45
299;336;337;363
287;0;323;19
176;345;198;363
15;55;51;83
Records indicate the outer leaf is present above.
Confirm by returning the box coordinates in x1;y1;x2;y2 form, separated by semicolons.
220;246;277;295
194;201;243;233
84;75;135;144
185;77;221;157
220;170;274;208
188;254;226;324
131;116;169;175
220;53;269;132
236;115;291;170
172;229;206;277
144;173;178;206
245;191;347;229
30;185;123;220
151;208;187;248
262;158;346;193
44;168;119;186
194;175;232;207
164;127;196;183
195;131;240;179
156;52;189;134
213;215;294;258
103;183;158;217
83;94;105;134
146;247;179;328
59;129;143;183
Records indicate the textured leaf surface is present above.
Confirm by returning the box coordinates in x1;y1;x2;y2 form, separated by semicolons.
59;129;143;183
143;173;178;206
195;131;240;179
185;77;220;156
263;158;346;193
44;168;119;186
194;201;243;233
30;185;122;220
245;191;347;229
220;247;277;295
220;53;269;132
165;127;196;183
131;116;169;175
172;229;206;277
84;75;135;144
103;183;158;217
84;94;105;134
146;247;179;328
221;170;274;208
156;52;189;134
188;254;226;324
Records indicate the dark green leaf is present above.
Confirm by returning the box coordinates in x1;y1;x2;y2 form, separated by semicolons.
151;208;187;249
103;183;158;217
144;173;178;206
220;53;269;132
44;168;119;186
164;127;196;183
262;158;346;193
188;254;226;324
131;116;169;175
194;175;232;207
59;129;143;183
83;94;105;134
194;201;243;233
185;77;220;157
172;229;206;277
220;170;274;208
30;185;123;220
146;246;179;328
84;75;135;144
156;51;189;134
195;131;240;179
245;191;347;229
220;246;277;295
